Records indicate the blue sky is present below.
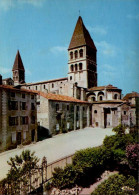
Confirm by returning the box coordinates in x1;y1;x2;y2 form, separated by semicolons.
0;0;139;95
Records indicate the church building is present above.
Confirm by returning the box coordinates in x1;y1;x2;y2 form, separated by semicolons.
0;16;138;145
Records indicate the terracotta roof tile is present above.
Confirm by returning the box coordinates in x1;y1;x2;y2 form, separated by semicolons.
89;84;121;91
68;16;96;50
12;50;25;71
39;91;89;104
21;77;68;86
0;85;37;94
123;92;139;100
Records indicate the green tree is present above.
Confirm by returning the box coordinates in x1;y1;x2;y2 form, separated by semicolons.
112;124;126;135
3;150;39;194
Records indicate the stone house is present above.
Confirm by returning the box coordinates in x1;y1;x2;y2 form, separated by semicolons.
36;91;91;138
0;84;37;151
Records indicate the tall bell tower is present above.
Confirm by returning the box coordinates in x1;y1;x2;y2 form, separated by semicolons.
68;16;97;88
12;50;25;85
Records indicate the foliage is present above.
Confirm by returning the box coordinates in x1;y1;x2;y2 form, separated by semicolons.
112;124;126;135
91;173;137;195
103;134;134;151
72;146;112;169
52;165;78;189
126;144;139;170
2;150;39;194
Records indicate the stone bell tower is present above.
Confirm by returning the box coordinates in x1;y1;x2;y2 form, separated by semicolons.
68;16;97;88
12;50;25;85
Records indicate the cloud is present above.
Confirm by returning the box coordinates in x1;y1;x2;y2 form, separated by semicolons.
87;26;107;35
26;68;32;76
0;0;45;11
0;66;11;74
127;14;139;20
50;46;67;54
96;41;116;57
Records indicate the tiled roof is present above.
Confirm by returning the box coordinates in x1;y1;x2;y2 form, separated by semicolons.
0;85;37;94
21;77;68;86
89;84;121;91
39;91;89;104
68;16;96;50
93;100;124;104
123;92;139;100
2;77;13;81
12;50;25;71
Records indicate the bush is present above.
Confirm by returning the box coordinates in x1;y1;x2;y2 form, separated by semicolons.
126;144;139;170
52;165;78;189
91;173;137;195
72;146;112;169
112;124;126;135
103;134;134;151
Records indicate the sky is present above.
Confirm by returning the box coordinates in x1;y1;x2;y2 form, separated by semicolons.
0;0;139;95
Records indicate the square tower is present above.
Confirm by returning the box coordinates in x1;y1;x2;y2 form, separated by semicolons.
68;16;97;89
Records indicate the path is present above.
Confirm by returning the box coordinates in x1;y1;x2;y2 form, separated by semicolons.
0;127;114;180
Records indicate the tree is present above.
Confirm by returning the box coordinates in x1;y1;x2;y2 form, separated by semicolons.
4;150;39;194
112;124;126;135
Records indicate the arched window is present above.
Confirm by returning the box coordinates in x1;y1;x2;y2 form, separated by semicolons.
71;65;74;72
92;97;96;101
114;94;118;99
100;96;103;101
98;91;104;101
70;52;73;59
75;50;78;59
79;49;83;57
79;63;82;70
75;64;78;71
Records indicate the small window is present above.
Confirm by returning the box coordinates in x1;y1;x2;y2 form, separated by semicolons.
94;110;97;114
70;76;72;80
79;63;82;70
52;83;54;88
56;104;59;111
21;116;28;125
22;93;25;98
70;52;73;59
100;96;103;101
75;50;78;59
44;85;45;89
31;103;35;110
31;95;34;99
114;94;118;99
31;116;35;124
77;106;79;111
11;92;15;97
83;107;85;111
75;64;77;71
67;105;69;111
124;111;126;115
71;65;74;72
21;102;26;110
92;97;96;101
36;86;37;90
79;49;83;57
29;87;30;89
